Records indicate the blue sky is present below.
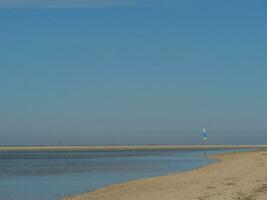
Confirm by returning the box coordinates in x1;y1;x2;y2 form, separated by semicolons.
1;0;267;145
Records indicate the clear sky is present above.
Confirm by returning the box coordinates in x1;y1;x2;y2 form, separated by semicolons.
1;0;267;145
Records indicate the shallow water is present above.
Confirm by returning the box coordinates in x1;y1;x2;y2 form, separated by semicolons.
0;148;253;200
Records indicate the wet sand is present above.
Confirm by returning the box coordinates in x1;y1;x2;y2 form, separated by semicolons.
64;149;267;200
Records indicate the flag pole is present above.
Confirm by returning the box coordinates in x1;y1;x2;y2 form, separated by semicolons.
203;137;206;157
202;128;208;157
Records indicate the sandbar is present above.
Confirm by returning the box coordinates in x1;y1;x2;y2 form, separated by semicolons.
64;149;267;200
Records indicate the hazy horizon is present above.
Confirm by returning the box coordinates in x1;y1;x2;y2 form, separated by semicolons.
1;0;267;145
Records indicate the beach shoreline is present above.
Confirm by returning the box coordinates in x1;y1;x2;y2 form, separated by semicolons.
63;149;267;200
0;145;265;152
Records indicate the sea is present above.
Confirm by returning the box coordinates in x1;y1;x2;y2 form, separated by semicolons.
0;148;253;200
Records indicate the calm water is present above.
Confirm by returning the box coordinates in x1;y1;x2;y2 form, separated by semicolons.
0;148;253;200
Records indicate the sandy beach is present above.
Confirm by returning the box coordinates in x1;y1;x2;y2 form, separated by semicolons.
0;145;264;152
64;149;267;200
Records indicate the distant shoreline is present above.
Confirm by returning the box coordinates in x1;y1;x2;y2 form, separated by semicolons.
0;145;265;151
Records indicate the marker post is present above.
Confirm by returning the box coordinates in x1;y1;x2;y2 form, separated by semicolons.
202;128;208;157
